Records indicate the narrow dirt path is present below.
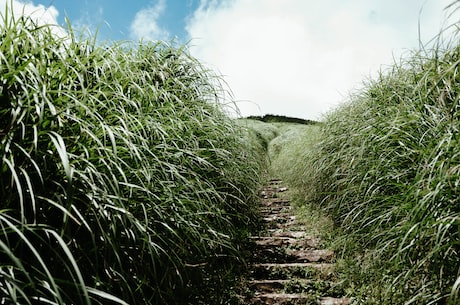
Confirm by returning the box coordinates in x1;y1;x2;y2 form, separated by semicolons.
244;179;350;305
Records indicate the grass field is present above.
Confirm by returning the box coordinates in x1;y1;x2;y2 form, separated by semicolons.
0;12;265;304
245;22;460;305
2;3;460;305
246;93;459;303
243;12;460;301
302;30;460;304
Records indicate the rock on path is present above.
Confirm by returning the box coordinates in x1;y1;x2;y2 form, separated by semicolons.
244;179;350;305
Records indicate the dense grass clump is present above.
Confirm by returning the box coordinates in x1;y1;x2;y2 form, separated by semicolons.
266;123;320;179
300;25;460;304
237;118;280;156
0;12;262;305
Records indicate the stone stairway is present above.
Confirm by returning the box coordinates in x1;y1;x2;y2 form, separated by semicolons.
244;179;350;305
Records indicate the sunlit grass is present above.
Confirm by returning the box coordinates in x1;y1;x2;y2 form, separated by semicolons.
0;8;263;304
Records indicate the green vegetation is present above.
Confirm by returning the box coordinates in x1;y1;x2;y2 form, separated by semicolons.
267;123;320;182
0;11;264;305
245;114;318;125
237;119;279;165
242;13;460;304
244;121;335;241
289;26;460;305
3;2;460;304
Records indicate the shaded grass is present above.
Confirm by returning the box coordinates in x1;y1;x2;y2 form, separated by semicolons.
0;9;263;305
236;119;279;182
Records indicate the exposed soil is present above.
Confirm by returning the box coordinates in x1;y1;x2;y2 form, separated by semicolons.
241;179;350;305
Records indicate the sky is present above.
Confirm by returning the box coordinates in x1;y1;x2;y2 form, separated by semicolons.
1;0;458;120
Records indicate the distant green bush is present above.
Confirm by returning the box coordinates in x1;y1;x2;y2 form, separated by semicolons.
301;25;460;304
0;11;262;305
246;114;318;125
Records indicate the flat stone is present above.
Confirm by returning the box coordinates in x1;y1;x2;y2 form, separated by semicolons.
260;198;291;206
262;214;296;223
270;231;306;238
318;297;351;305
249;279;312;293
286;249;335;263
252;236;320;249
252;293;309;305
260;204;292;210
260;209;292;215
254;262;334;271
271;220;301;229
268;227;308;235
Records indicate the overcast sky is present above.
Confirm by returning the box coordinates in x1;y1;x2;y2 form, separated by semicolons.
1;0;458;120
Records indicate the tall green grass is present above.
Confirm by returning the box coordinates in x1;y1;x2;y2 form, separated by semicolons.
267;123;320;179
0;10;262;304
237;118;279;155
299;17;460;305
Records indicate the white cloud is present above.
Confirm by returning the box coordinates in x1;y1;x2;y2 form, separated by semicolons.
130;0;169;41
0;0;65;36
72;5;105;38
186;0;455;120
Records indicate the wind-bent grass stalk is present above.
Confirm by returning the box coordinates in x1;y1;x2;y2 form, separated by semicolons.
0;7;263;304
296;12;460;304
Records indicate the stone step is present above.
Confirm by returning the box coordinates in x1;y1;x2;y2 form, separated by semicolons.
268;230;308;238
249;293;350;305
251;295;351;305
285;249;334;262
260;209;292;215
259;184;288;191
259;188;288;198
252;248;334;264
250;293;310;305
248;279;312;293
259;205;292;212
247;179;351;305
262;214;296;223
251;263;335;280
269;221;303;229
318;297;351;305
259;198;291;206
267;228;309;236
250;280;349;302
251;235;321;248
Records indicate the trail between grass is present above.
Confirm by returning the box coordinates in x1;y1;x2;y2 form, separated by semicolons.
243;179;350;305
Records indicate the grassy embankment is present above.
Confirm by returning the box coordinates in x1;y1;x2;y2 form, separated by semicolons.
245;17;460;305
0;12;265;304
239;119;333;240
